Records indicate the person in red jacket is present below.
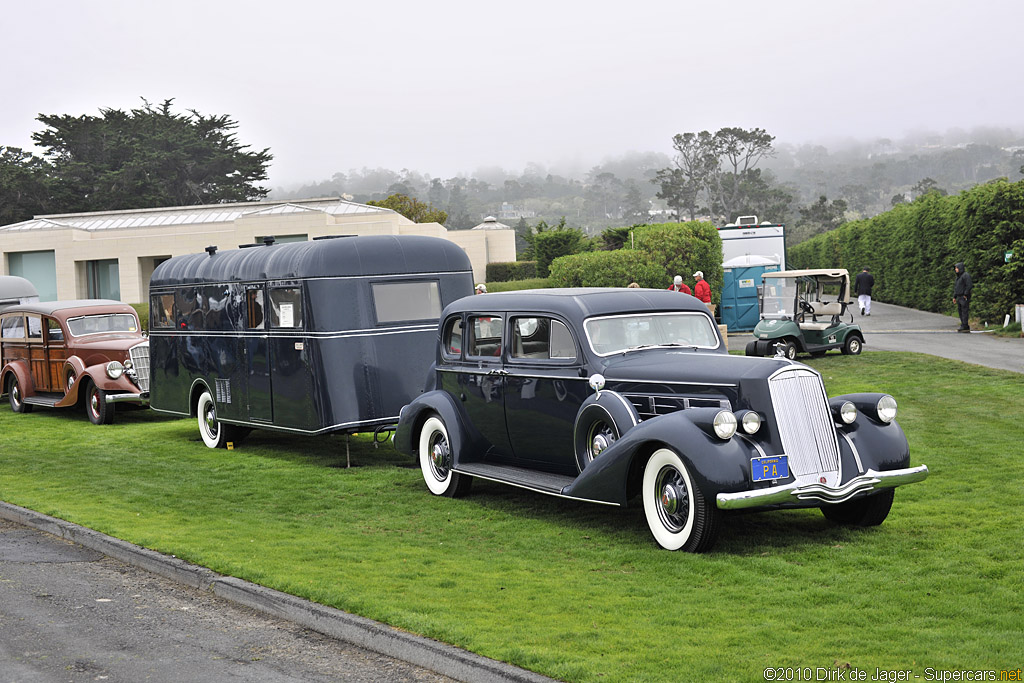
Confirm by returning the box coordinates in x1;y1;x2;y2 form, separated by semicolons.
667;275;692;295
693;270;715;317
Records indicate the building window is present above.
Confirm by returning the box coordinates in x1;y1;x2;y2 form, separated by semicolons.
7;251;57;301
86;259;120;300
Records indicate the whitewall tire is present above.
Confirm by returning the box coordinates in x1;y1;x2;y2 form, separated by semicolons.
642;448;720;552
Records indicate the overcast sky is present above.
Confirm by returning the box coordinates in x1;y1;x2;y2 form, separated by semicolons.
2;0;1021;190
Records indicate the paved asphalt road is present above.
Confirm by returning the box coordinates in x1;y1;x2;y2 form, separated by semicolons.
731;300;1023;374
0;517;455;683
845;300;1023;374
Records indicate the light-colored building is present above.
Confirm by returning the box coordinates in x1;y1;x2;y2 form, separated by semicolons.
0;197;516;302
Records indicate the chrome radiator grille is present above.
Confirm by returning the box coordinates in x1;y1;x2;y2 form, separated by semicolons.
768;367;839;481
129;341;151;392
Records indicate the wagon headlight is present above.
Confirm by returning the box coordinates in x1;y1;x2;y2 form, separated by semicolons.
876;395;898;423
106;361;124;379
713;410;738;440
736;410;762;435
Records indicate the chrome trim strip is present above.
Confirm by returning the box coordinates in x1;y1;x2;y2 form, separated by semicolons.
149;325;435;339
736;433;768;459
716;465;929;510
436;367;586;381
838;431;864;474
452;468;621;507
105;392;149;405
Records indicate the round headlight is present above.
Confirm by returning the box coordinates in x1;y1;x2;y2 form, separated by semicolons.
876;395;898;423
106;361;124;379
741;411;761;435
713;410;738;440
840;401;857;424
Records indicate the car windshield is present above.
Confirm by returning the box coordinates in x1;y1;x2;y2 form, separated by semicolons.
761;278;798;320
584;312;719;355
67;313;139;337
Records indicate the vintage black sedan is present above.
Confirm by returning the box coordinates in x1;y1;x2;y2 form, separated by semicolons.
394;288;928;552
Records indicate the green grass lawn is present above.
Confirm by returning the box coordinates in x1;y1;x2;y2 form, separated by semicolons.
1;353;1022;682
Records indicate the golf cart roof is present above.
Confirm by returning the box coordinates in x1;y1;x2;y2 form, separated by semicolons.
762;268;849;280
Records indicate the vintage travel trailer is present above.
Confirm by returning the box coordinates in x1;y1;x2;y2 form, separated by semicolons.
148;234;474;447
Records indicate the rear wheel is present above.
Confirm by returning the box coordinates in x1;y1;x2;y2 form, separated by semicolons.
197;390;229;448
8;375;33;414
418;415;471;497
821;489;894;526
85;381;114;425
642;448;719;552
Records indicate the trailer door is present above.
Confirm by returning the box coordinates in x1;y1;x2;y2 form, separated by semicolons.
244;285;273;422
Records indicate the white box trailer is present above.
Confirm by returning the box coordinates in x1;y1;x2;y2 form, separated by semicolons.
718;216;787;271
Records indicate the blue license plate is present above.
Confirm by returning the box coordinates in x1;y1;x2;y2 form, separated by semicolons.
751;455;789;482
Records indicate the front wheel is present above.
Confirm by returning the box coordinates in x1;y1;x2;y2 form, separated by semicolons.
418;415;471;497
642;448;720;552
779;340;798;360
8;375;33;414
841;335;863;355
86;381;114;425
821;489;894;526
197;390;230;448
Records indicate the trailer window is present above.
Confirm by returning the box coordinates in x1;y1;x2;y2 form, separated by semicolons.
371;281;441;324
270;287;303;328
246;287;265;330
151;294;174;329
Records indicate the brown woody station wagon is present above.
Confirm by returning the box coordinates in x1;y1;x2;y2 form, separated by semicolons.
1;300;150;424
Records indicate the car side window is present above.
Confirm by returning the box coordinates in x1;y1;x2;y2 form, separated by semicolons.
511;317;577;361
46;318;64;343
467;316;503;358
26;315;42;341
1;315;25;339
442;316;463;358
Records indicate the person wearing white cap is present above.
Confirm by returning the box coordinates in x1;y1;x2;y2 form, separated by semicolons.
667;275;691;295
475;283;487;294
693;270;714;315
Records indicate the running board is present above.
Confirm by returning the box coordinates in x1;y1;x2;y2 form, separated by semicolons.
24;395;62;407
454;463;575;495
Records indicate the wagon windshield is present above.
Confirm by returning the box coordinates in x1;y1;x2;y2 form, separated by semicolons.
584;312;719;355
67;313;139;337
761;278;798;320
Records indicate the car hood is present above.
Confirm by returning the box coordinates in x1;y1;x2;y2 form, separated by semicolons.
600;349;792;387
70;334;147;354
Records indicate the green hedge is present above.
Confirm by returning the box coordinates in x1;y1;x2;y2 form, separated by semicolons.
547;221;723;303
789;180;1024;322
533;229;591;277
485;260;538;282
548;250;667;288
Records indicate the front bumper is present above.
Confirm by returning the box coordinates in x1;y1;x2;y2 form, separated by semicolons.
716;465;929;510
105;391;150;406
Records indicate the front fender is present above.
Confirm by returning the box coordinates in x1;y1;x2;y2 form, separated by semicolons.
562;409;760;506
56;364;144;408
57;356;89;406
836;418;911;476
395;390;482;466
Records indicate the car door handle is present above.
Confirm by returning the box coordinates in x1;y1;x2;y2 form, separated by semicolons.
487;369;509;377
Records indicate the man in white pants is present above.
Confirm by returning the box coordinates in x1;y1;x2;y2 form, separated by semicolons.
854;267;874;316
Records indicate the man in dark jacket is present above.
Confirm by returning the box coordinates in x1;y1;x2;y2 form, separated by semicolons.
953;262;972;331
854;267;874;316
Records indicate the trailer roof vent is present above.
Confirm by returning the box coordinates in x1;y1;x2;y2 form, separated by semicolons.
205;245;218;256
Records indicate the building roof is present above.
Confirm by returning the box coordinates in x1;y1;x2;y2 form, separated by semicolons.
470;216;512;230
0;197;395;233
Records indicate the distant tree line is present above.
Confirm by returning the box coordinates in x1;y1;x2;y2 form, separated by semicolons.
0;99;272;226
788;178;1024;323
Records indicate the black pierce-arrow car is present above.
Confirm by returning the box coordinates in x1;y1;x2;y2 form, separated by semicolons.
394;288;928;552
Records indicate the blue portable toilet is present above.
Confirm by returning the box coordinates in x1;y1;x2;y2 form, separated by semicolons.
720;254;780;332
